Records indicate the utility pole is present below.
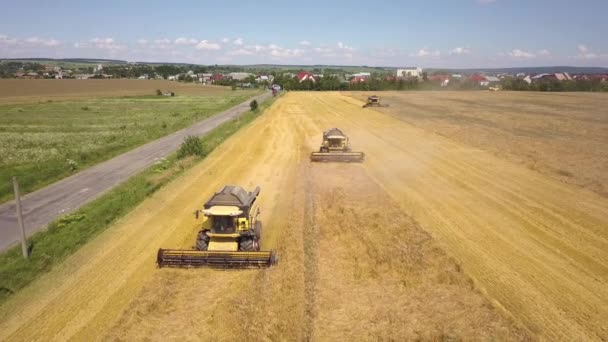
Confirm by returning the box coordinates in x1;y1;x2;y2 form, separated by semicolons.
12;176;29;259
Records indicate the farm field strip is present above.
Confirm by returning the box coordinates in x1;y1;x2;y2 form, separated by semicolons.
345;91;608;198
309;92;608;340
0;92;527;341
0;79;232;105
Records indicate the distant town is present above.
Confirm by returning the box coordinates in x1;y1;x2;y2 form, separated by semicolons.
1;60;608;92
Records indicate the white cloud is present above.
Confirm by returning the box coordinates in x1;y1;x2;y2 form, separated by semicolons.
196;40;221;50
337;41;353;51
24;36;61;47
310;42;354;59
221;37;229;43
233;37;244;45
507;49;535;59
576;44;598;59
46;39;61;47
538;49;551;56
153;38;171;45
228;48;254;56
137;39;148;45
87;37;125;50
314;47;332;53
413;47;440;57
450;47;471;55
267;44;304;58
144;38;172;49
0;34;18;45
175;37;198;45
299;40;311;46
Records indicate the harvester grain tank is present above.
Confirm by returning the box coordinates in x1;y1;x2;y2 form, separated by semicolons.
157;185;277;268
362;95;389;108
310;128;365;162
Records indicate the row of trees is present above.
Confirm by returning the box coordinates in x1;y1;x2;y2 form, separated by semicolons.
501;78;608;92
0;62;45;77
272;74;422;91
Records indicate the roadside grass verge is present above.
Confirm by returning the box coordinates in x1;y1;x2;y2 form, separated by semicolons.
0;93;278;305
0;90;261;203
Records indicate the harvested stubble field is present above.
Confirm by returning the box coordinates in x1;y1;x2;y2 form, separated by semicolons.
0;80;259;201
0;79;232;105
0;92;606;341
346;91;608;198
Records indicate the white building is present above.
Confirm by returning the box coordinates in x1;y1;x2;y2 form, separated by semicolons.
228;72;254;81
396;67;422;78
351;72;371;78
256;75;273;83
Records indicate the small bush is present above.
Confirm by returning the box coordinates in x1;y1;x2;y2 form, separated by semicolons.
66;158;78;171
81;106;89;111
156;89;162;96
250;99;258;111
53;213;86;230
177;135;205;159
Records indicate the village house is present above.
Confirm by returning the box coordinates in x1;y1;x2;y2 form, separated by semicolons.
429;74;450;87
199;73;213;83
256;75;273;83
396;67;423;78
351;72;371;78
211;74;225;83
350;76;367;84
297;71;316;83
227;72;254;81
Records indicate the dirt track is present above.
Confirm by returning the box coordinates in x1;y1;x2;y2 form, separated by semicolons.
0;92;606;341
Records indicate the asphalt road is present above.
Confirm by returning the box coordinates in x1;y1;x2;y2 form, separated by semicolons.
0;91;271;252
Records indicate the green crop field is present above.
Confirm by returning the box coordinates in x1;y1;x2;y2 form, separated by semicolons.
0;89;260;202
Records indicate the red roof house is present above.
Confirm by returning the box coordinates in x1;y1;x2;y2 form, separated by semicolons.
297;71;315;83
469;74;487;82
350;76;367;84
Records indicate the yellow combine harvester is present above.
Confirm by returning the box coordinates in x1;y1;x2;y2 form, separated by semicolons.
310;128;364;162
157;185;277;268
362;95;389;108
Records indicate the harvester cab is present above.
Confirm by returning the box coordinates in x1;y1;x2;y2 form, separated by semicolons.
157;185;277;268
310;128;365;162
362;95;389;108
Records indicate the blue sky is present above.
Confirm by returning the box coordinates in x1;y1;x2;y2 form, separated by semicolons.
0;0;607;67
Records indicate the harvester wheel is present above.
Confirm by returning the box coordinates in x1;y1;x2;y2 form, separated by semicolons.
254;221;263;239
195;230;210;251
239;237;259;252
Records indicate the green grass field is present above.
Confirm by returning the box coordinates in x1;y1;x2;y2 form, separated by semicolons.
0;90;260;202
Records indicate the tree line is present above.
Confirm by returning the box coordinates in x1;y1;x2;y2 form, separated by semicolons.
2;61;606;92
501;78;608;92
